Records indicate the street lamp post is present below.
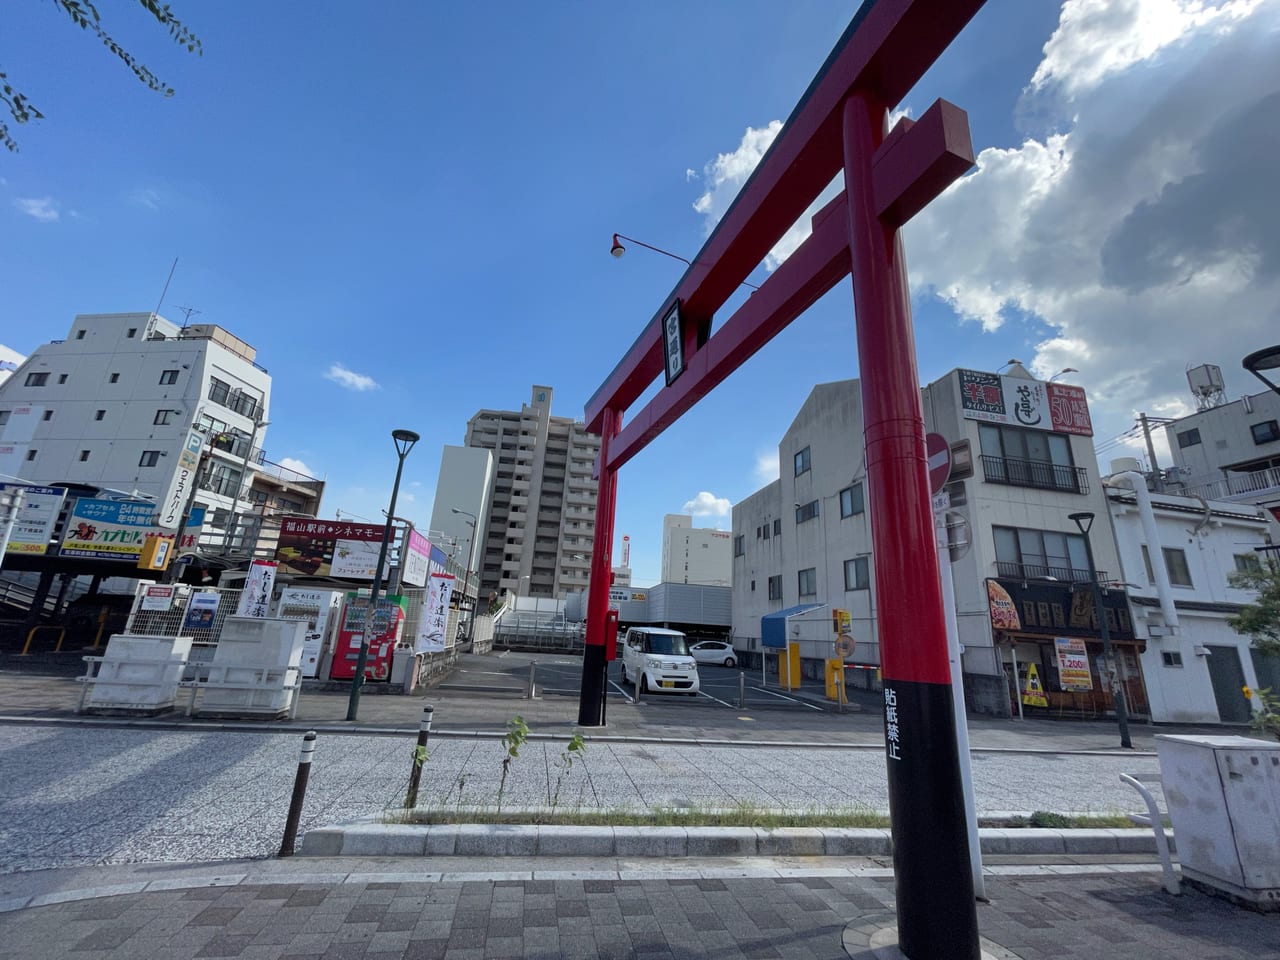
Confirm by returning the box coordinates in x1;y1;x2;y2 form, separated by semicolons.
346;428;419;721
1243;344;1280;397
451;507;479;646
1069;511;1133;749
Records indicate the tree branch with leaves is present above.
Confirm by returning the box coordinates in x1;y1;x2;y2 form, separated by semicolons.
1227;563;1280;657
2;0;201;152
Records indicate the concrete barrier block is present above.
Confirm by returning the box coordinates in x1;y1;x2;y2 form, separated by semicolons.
980;828;1066;855
1061;829;1120;855
822;829;892;857
614;826;686;857
684;827;757;858
298;829;344;857
424;824;459;856
1110;828;1164;854
756;828;825;857
454;824;538;857
537;826;613;857
340;825;427;857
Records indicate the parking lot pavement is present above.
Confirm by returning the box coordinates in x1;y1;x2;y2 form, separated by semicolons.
2;860;1277;960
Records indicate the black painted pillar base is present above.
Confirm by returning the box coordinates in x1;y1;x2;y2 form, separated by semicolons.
885;677;980;960
577;643;607;727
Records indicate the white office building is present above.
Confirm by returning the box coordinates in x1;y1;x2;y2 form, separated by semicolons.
733;366;1140;720
661;514;732;586
427;444;494;583
0;312;272;554
1104;471;1276;724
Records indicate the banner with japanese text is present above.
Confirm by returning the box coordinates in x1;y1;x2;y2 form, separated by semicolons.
416;573;455;654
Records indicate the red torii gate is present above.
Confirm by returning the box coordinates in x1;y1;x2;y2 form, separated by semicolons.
579;1;986;957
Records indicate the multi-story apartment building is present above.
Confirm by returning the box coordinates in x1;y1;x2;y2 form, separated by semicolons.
463;385;601;600
732;365;1137;720
1103;472;1275;724
661;514;732;586
1162;367;1280;532
0;312;277;565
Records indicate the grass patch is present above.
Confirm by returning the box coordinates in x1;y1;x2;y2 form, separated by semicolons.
383;805;1136;830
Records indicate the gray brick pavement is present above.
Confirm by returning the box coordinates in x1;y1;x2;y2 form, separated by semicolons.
0;870;1276;960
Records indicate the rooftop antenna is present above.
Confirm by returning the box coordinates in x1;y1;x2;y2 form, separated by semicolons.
152;257;178;319
175;305;202;331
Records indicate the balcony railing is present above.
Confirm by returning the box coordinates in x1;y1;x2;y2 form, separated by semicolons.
995;561;1105;584
1178;464;1280;502
981;455;1089;494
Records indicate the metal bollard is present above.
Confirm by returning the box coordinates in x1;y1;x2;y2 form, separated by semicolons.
738;671;746;709
526;661;537;700
279;730;317;857
403;704;434;809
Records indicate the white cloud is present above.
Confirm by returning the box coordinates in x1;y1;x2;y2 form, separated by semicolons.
13;197;59;222
682;491;731;516
324;363;380;392
753;451;780;483
278;457;315;478
129;187;161;210
1030;0;1263;99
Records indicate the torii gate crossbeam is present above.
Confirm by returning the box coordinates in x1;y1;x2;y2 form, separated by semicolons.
578;2;988;957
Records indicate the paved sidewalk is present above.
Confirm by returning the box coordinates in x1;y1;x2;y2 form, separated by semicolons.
1;858;1276;960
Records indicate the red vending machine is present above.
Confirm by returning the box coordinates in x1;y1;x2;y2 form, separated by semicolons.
330;592;406;681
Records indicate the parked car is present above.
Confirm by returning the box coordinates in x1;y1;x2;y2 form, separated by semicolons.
690;640;737;668
619;627;699;695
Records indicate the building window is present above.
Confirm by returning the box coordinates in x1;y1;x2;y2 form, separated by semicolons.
750;579;756;592
159;369;180;385
139;450;162;467
109;373;120;383
1251;420;1280;445
127;327;137;338
795;500;819;523
0;411;9;426
762;523;771;540
840;483;865;517
94;410;105;421
733;535;744;557
993;525;1091;582
25;449;37;461
794;446;811;476
1162;651;1183;667
1176;428;1201;448
79;450;90;462
844;556;870;591
1234;553;1263;575
57;374;68;384
798;567;817;597
1164;547;1192;587
25;372;48;386
42;410;53;421
768;575;782;601
154;409;174;425
75;330;86;340
208;377;231;405
978;423;1085;494
773;518;781;536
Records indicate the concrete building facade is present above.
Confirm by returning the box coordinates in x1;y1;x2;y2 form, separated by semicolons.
661;514;732;586
1105;477;1276;724
427;444;495;591
0;312;277;558
733;367;1139;719
463;385;601;600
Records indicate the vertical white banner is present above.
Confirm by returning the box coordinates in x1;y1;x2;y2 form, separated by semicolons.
236;560;278;618
158;430;206;530
416;573;455;653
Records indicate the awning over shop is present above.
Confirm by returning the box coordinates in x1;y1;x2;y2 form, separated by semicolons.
761;603;826;648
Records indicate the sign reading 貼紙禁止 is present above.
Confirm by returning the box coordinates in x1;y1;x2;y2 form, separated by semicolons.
662;299;684;386
957;370;1093;436
157;430;205;530
0;484;67;555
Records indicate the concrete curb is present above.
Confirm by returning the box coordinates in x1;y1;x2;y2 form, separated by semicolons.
299;822;1171;859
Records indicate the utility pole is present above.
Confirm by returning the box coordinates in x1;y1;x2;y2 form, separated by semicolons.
1137;413;1163;492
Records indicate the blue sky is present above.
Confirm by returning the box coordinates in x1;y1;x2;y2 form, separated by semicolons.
3;1;1278;586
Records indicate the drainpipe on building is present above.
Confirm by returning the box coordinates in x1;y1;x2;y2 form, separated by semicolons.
1107;471;1179;632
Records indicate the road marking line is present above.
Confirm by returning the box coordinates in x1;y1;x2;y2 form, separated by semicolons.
607;679;635;703
698;690;736;709
754;687;824;711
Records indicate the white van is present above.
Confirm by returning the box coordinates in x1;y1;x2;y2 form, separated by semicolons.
620;627;700;695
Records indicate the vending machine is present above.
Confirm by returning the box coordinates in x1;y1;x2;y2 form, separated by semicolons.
329;592;406;681
274;588;344;679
